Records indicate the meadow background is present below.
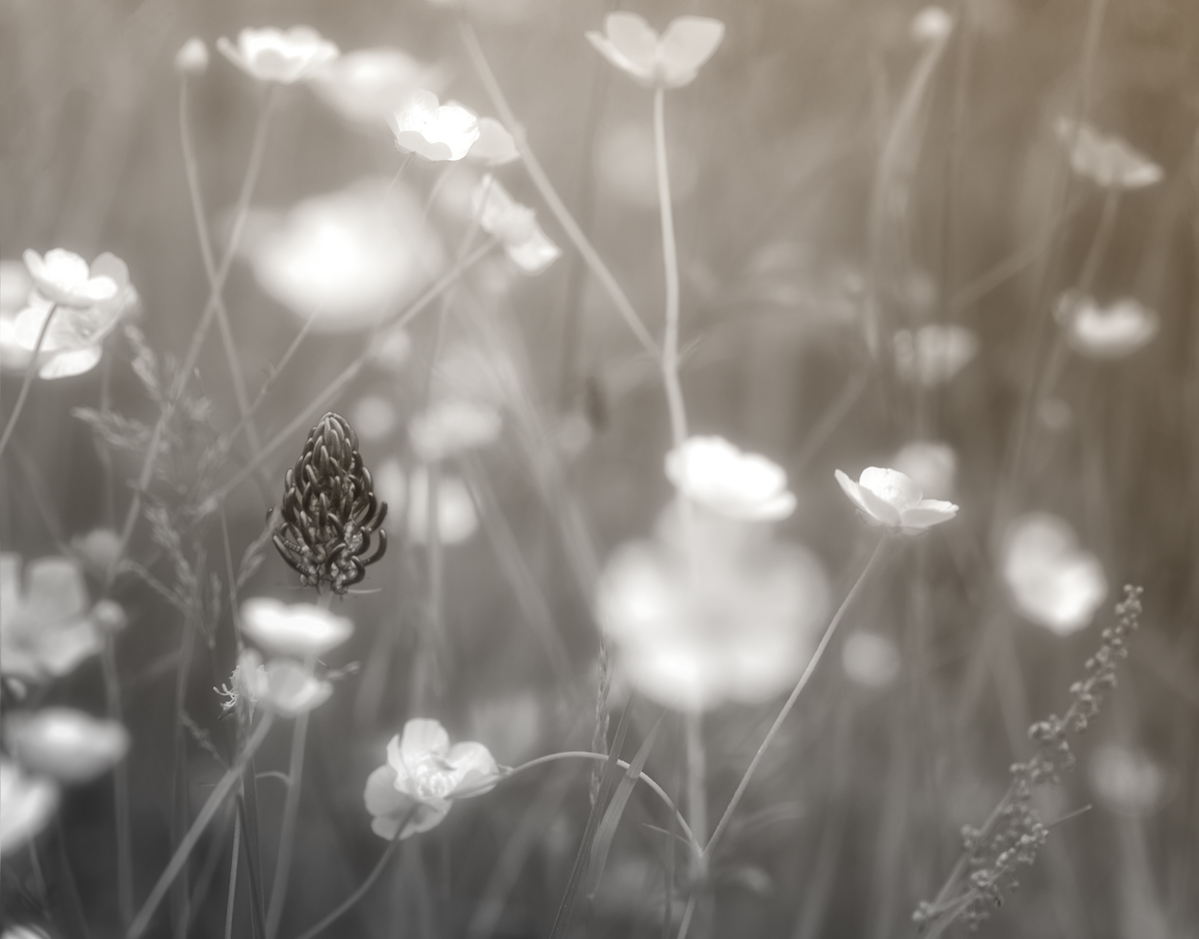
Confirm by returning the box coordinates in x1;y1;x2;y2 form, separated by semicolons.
1;0;1198;936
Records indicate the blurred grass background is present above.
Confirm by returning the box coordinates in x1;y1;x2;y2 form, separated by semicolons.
2;0;1198;936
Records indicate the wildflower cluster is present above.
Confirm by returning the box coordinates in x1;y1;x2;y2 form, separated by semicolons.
914;586;1144;934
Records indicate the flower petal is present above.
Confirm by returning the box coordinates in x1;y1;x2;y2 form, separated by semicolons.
899;499;959;531
659;16;724;87
446;741;500;797
602;12;658;77
398;718;450;763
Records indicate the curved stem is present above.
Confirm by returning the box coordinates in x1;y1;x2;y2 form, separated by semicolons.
704;537;888;859
290;833;402;939
0;302;57;460
128;715;275;939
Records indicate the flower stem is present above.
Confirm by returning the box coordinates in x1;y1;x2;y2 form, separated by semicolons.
0;302;57;461
103;637;135;928
654;87;687;450
128;715;275;939
263;709;309;939
704;537;888;859
224;812;241;939
291;830;405;939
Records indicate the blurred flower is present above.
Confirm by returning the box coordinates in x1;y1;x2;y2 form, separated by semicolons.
910;6;953;42
598;528;830;712
1055;292;1159;359
22;249;118;307
5;709;129;785
666;436;796;522
240;598;353;658
893;324;978;386
245;177;443;333
1002;513;1107;635
409;399;502;462
586;13;725;90
260;658;333;717
842;630;900;688
1002;510;1103;633
175;38;209;75
834;467;958;533
597;121;698;208
1055;117;1163;189
372;327;412;372
469;118;519;166
892;440;957;500
70;527;123;578
217;648;269;715
390;91;479;161
351;395;398;442
364;718;500;840
2;926;51;939
0;554;104;682
1088;744;1169;816
217;27;338;84
0;259;33;372
473;176;561;274
0;758;58;857
375;460;480;545
311;48;442;127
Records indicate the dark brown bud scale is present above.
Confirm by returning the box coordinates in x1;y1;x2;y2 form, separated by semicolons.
272;412;387;595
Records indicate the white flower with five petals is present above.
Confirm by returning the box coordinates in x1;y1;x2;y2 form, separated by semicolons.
22;250;118;307
391;91;480;162
217;27;339;84
586;13;725;89
666;436;796;522
473;177;561;274
1055;118;1162;190
835;467;958;533
4;709;129;785
240;598;353;658
1055;293;1159;359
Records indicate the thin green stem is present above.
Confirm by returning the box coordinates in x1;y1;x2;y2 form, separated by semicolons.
264;709;309;939
704;537;888;859
128;715;275;939
0;302;58;460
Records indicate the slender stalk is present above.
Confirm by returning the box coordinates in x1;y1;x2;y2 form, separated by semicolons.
0;302;57;460
456;13;658;356
291;831;404;939
128;715;275;939
705;537;888;858
263;709;309;939
103;639;134;927
654;88;687;450
224;812;242;939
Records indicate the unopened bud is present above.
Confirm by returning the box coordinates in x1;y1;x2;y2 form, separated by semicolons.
175;38;209;75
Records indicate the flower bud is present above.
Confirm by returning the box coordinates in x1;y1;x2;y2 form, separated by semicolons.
175;38;209;76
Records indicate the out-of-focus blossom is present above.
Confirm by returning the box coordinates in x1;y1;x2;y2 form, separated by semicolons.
1002;512;1107;635
375;460;479;545
1088;744;1169;817
842;630;900;688
217;648;269;715
0;554;105;682
0;259;33;371
246;177;443;332
311;48;442;127
2;926;51;939
175;38;209;75
372;327;412;372
586;13;725;90
469;118;519;166
217;27;338;84
665;436;796;522
260;658;333;716
910;6;953;42
5;709;129;785
409;399;502;463
364;718;500;840
893;324;978;386
390;91;479;162
71;528;123;578
6;252;136;379
1055;118;1163;190
351;395;398;442
0;758;58;857
597;121;698;208
598;524;830;712
835;467;958;533
240;597;353;658
1055;292;1159;359
473;177;561;274
892;440;957;501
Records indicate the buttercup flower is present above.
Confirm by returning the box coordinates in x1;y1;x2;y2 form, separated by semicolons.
5;709;130;785
246;177;443;333
1055;117;1163;189
364;718;500;840
586;13;725;89
469;118;519;166
0;758;58;857
175;38;209;75
22;249;119;307
409;399;502;463
311;47;442;127
374;460;480;545
217;27;338;84
835;467;958;533
598;523;830;712
390;91;480;161
240;598;353;658
665;436;796;522
1002;512;1106;635
473;177;561;274
1055;292;1159;359
893;324;978;386
0;554;105;682
892;440;956;501
260;658;333;717
842;630;901;689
